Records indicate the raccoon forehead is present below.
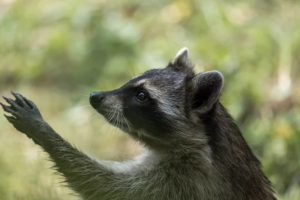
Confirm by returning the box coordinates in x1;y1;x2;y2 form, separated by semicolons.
133;79;147;87
124;69;160;87
133;75;185;88
126;68;187;89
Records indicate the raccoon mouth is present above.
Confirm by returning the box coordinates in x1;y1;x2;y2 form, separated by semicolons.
98;108;132;133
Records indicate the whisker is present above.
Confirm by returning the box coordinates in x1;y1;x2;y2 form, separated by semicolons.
118;111;124;131
115;111;120;133
126;69;133;79
116;111;121;134
112;113;117;133
130;65;136;77
105;110;112;134
122;112;131;132
89;110;98;118
108;109;116;124
111;110;118;131
91;112;102;119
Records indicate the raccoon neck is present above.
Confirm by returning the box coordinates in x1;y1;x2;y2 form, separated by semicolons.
202;102;260;166
201;102;274;198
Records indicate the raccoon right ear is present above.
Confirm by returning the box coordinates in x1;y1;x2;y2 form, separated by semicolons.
191;70;224;113
167;47;194;74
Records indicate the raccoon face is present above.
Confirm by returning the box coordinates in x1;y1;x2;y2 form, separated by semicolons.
90;48;224;149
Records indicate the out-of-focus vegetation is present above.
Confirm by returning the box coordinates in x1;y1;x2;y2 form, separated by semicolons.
0;0;299;199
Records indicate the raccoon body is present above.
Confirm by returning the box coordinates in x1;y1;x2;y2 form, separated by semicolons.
2;48;276;200
87;48;276;200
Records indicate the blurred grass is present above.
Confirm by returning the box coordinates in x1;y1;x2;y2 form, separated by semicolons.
0;0;300;199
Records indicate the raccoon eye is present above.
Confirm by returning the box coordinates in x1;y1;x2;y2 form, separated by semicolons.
137;91;148;102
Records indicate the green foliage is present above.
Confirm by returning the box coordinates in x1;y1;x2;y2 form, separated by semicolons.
0;0;299;199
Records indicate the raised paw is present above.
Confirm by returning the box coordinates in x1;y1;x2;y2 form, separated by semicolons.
1;91;44;135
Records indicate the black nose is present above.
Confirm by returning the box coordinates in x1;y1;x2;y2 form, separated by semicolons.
89;92;104;108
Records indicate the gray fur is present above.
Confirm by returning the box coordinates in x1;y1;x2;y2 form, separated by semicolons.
1;48;276;200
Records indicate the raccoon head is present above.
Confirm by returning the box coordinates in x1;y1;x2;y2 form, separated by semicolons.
90;48;224;150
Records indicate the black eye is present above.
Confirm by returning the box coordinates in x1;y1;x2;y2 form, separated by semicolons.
137;91;148;102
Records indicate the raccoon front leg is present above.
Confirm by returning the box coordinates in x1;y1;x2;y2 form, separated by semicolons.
1;92;132;200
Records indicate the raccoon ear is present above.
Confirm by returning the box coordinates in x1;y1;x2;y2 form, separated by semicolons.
167;47;194;74
172;47;189;65
191;70;224;113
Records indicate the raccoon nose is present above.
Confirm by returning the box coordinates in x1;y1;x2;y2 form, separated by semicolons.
89;92;104;108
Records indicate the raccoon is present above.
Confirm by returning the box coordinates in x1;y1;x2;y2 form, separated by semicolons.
1;48;276;200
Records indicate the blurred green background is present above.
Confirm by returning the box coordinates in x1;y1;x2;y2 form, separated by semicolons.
0;0;299;199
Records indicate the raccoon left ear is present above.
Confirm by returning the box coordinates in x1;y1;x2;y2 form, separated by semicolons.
191;70;224;113
167;47;194;74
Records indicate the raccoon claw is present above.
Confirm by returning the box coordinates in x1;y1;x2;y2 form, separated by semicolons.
4;114;17;123
10;91;37;109
1;102;19;118
1;92;44;135
2;96;20;110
